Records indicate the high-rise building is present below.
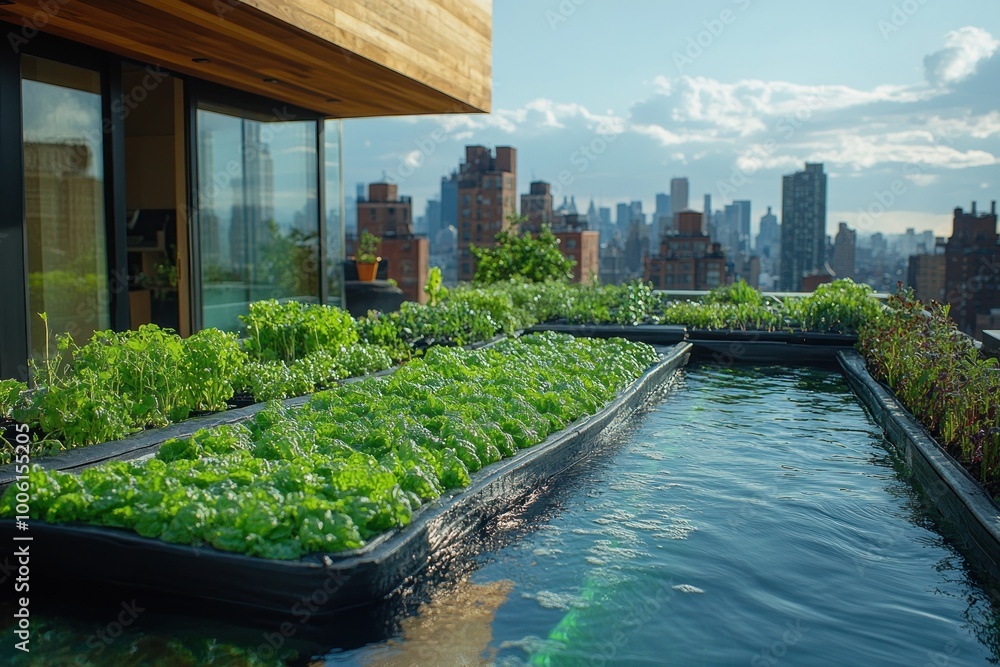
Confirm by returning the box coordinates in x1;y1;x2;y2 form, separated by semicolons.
720;200;751;259
424;198;442;239
944;201;999;338
456;145;517;281
756;206;780;259
598;207;612;229
616;202;630;228
645;211;727;290
355;182;428;303
831;222;857;280
670;178;689;219
655;193;672;235
656;193;671;218
630;200;644;226
780;163;827;291
587;199;599;232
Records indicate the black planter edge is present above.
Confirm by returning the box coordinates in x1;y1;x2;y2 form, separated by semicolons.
0;342;693;614
525;324;686;345
0;335;511;490
837;350;1000;580
525;323;857;348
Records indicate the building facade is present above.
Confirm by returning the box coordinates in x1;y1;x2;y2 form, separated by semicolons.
521;181;554;231
0;1;491;380
780;163;827;291
907;253;946;304
457;146;517;282
355;183;428;304
645;211;727;290
945;202;999;338
520;182;598;284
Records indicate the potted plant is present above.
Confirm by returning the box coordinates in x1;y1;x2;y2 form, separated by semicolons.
354;230;381;282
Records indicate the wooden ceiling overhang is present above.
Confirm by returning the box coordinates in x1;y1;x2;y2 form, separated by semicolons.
0;0;492;118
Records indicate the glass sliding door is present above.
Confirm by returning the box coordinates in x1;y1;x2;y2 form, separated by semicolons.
196;108;319;332
324;119;344;307
21;55;109;356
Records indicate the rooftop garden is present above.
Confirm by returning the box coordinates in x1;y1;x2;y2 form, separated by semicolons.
0;273;882;464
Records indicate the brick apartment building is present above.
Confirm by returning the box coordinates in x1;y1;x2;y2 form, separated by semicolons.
355;183;429;303
645;210;727;289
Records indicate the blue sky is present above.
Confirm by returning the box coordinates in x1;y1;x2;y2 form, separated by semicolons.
343;0;1000;237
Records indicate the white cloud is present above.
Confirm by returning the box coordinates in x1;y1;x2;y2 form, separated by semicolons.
345;27;1000;225
924;26;999;87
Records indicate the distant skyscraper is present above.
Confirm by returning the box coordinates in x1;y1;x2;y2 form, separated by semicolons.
424;198;442;238
831;221;857;280
587;199;599;229
721;200;751;259
598;207;612;227
616;202;630;228
780;163;827;291
655;193;671;218
756;206;780;285
756;206;779;257
670;178;689;217
655;192;672;236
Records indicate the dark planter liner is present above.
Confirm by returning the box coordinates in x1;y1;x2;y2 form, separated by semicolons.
838;350;1000;581
686;329;857;346
526;323;687;345
687;330;856;365
0;343;692;614
0;335;509;491
526;324;855;365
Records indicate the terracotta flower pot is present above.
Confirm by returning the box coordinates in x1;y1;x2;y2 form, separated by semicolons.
356;259;380;281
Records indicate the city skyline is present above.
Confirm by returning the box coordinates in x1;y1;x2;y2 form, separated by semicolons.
342;1;999;239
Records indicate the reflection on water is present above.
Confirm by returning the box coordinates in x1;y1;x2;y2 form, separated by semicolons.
4;364;1000;666
342;579;514;667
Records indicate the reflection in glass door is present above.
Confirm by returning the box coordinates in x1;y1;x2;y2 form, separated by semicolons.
22;55;109;358
196;109;319;332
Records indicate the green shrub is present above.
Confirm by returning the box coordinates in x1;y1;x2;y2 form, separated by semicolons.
472;216;574;284
786;279;881;333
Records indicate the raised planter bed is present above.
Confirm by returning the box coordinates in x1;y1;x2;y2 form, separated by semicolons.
0;342;692;614
838;350;1000;580
0;335;509;491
